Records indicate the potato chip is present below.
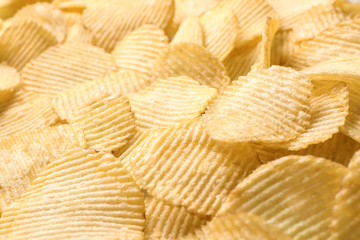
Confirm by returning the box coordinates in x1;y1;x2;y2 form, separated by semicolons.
199;7;238;61
0;91;60;137
291;4;347;42
0;0;43;19
181;211;292;240
145;196;207;240
263;81;349;151
335;0;360;18
0;147;145;239
222;41;261;80
69;92;137;155
0;63;21;102
289;19;360;70
203;66;312;143
172;16;203;45
218;155;349;240
216;0;278;47
151;43;230;89
0;125;86;213
112;25;168;78
259;17;279;69
21;42;117;97
119;120;260;217
54;69;150;121
82;0;174;52
63;12;83;27
0;18;58;71
331;170;360;240
66;24;93;44
52;0;86;12
129;77;217;129
348;149;360;170
256;132;360;166
11;2;67;43
271;29;294;66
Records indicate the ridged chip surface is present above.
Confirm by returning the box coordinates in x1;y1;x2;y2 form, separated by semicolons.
172;16;203;45
0;63;21;102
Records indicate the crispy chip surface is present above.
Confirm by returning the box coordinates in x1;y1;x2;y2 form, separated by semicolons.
129;76;217;129
66;24;93;44
218;155;349;240
349;149;360;170
112;25;168;78
0;148;145;239
172;16;203;45
21;42;117;97
0;63;20;102
151;43;230;89
145;196;207;240
259;17;279;68
82;0;174;52
119;121;260;217
181;211;292;240
204;66;312;143
0;125;86;213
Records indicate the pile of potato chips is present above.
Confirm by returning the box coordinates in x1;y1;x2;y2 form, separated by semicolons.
1;0;360;239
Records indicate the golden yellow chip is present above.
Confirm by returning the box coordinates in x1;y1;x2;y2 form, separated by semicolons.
63;11;83;27
129;76;217;129
119;120;260;217
271;29;294;66
145;196;207;240
0;63;21;102
69;92;137;155
0;147;145;239
0;18;58;71
216;0;278;47
259;17;279;69
331;170;360;240
66;23;94;44
349;149;360;170
52;0;87;12
54;69;150;121
291;4;347;42
203;66;312;143
0;0;43;19
199;7;238;61
82;0;174;52
223;41;261;80
0;91;60;137
11;2;67;43
112;25;168;78
172;16;203;45
0;125;86;213
21;42;117;97
218;155;349;240
181;211;292;240
151;43;230;89
264;81;349;151
289;19;360;70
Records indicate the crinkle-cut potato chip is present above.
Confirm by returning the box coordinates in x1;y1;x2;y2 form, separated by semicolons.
255;132;360;166
11;2;67;43
0;18;58;71
69;92;137;155
263;81;349;151
0;63;21;102
259;17;279;69
171;16;203;45
289;19;360;70
0;0;45;19
331;170;360;240
204;66;312;143
66;24;93;44
63;12;83;27
21;42;117;97
215;0;278;47
348;149;360;170
0;124;86;213
271;29;294;66
145;196;207;240
0;91;60;137
335;0;360;17
119;120;260;217
223;41;261;80
218;155;349;240
54;69;150;122
199;7;238;61
180;211;292;240
152;43;230;89
129;77;217;129
52;0;87;12
112;25;168;78
291;4;347;42
0;147;145;239
82;0;174;52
